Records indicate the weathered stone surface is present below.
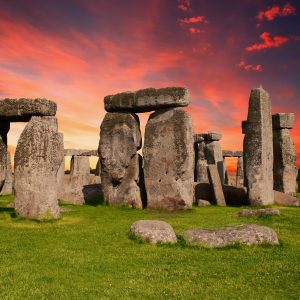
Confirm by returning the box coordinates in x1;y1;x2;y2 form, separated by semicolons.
273;128;297;195
238;208;280;217
0;98;56;122
233;151;243;157
195;141;209;183
205;131;222;141
64;149;98;157
194;134;205;143
198;199;211;206
95;158;101;176
236;156;244;187
0;120;9;190
194;182;212;202
14;116;64;220
143;108;194;210
243;88;274;205
274;190;300;206
205;140;224;183
223;150;233;157
0;152;13;195
105;87;189;113
131;220;177;244
57;152;65;200
182;224;279;247
207;165;226;206
61;156;91;205
223;185;248;206
272;113;294;130
99;112;143;208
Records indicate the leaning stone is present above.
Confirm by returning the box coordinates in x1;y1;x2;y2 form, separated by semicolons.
143;108;194;210
0;98;56;122
99;112;143;208
274;191;300;206
272;113;294;130
205;140;224;183
273;128;297;195
104;87;189;113
64;149;98;156
243;87;274;205
0;152;13;195
182;224;279;247
198;199;211;206
238;208;280;217
207;165;226;206
14;116;64;220
131;220;177;244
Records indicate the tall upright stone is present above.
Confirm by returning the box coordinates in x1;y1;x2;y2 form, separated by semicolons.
99;112;143;208
272;113;297;195
243;87;274;205
14;116;64;220
57;135;65;200
236;156;244;187
194;134;209;183
0;120;9;190
143;108;194;210
1;152;13;195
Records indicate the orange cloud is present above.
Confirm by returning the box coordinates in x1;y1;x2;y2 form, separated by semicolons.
245;32;289;51
237;59;263;72
179;16;207;24
178;0;191;11
257;3;296;21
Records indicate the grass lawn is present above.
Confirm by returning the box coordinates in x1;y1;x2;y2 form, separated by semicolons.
0;195;299;300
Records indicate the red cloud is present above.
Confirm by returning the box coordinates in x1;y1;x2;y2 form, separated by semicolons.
178;0;191;11
257;3;296;21
237;59;263;72
189;27;201;34
246;32;289;51
179;16;207;24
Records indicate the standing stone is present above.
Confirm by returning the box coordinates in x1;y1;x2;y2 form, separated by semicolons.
99;112;143;208
207;165;226;206
194;135;209;183
205;132;224;183
14;116;64;220
272;113;297;195
57;139;65;201
236;156;244;187
143;108;194;210
243;88;274;205
1;152;13;195
0;120;9;190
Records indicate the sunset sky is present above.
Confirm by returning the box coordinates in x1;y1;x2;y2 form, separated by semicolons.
0;0;299;171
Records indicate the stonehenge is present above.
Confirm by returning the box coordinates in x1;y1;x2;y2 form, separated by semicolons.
99;87;194;210
0;85;298;220
242;87;274;206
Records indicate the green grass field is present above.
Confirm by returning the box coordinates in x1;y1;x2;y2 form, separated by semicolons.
0;195;299;300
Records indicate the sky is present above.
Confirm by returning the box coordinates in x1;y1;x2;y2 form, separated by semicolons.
0;0;299;172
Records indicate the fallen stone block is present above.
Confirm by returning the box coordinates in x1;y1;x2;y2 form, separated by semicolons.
238;208;280;217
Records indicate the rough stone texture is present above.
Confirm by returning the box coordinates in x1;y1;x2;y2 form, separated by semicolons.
243;88;274;205
238;208;280;217
223;185;248;206
195;141;209;183
64;149;98;157
194;134;205;143
105;87;189;113
99;112;143;208
236;156;244;187
205;140;224;183
223;150;243;157
182;224;279;247
0;152;13;195
207;165;226;206
143;108;194;210
131;220;177;244
198;199;211;206
205;131;222;141
14;116;64;220
272;113;294;130
57;149;65;200
61;156;91;204
273;128;297;195
274;190;300;206
95;158;101;176
0;98;56;122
